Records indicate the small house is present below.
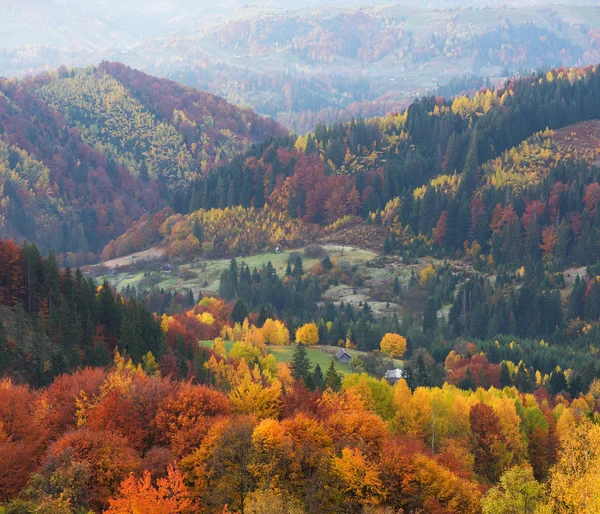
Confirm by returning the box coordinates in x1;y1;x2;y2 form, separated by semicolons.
274;246;282;254
161;264;172;274
335;349;352;364
384;368;406;385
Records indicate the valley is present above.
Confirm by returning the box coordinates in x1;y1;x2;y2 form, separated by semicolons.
1;38;600;512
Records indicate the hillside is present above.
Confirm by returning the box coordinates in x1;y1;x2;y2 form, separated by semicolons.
94;66;600;357
3;62;600;514
80;66;600;394
0;63;284;256
125;4;600;132
102;65;599;267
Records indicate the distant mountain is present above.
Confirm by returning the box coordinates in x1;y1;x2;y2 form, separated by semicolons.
3;3;600;132
121;4;600;132
0;62;284;256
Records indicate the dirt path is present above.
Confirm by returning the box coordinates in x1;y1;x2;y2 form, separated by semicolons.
92;245;165;270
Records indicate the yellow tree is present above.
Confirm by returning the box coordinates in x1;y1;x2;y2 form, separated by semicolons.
380;333;407;358
543;419;600;513
261;319;290;345
295;323;319;345
332;447;386;508
230;378;282;420
481;463;542;514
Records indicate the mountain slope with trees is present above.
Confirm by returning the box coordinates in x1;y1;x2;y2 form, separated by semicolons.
109;65;600;271
0;63;284;256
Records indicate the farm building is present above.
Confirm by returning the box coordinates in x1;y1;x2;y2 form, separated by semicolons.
335;349;352;364
384;368;406;385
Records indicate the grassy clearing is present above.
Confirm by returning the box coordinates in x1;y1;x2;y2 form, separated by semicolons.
94;244;377;298
199;341;403;376
199;341;356;375
268;345;354;375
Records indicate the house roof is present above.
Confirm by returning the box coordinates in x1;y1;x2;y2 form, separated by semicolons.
335;349;352;359
385;368;405;379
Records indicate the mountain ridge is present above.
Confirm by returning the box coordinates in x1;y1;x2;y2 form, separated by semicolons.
0;62;285;256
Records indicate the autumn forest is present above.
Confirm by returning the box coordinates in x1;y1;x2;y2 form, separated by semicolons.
2;11;600;513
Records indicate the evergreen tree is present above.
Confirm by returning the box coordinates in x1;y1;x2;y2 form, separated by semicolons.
324;359;342;392
312;363;324;391
459;367;476;391
384;236;392;254
255;167;265;208
231;298;249;323
257;304;274;327
292;254;304;279
393;276;401;296
548;369;567;395
193;221;204;249
291;343;312;384
500;362;512;388
423;298;437;333
584;280;600;321
321;255;333;271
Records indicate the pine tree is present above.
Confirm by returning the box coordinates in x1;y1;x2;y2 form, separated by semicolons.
584;280;600;321
292;254;303;279
325;359;342;392
312;363;324;391
231;299;249;323
305;134;317;154
459;367;476;391
393;276;401;296
119;303;143;363
321;255;333;271
423;297;437;333
384;236;392;254
500;362;512;388
193;221;204;249
257;304;274;327
227;181;235;207
548;369;567;395
291;343;311;384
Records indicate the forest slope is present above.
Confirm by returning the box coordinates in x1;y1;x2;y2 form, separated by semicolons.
0;63;284;256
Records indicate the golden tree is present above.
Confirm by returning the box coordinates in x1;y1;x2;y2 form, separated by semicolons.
295;323;319;345
380;333;407;358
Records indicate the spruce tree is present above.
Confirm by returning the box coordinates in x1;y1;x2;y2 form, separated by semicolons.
291;344;311;384
393;276;401;296
548;369;567;395
193;221;204;249
325;359;342;392
321;255;333;271
423;297;437;333
500;362;512;389
459;367;476;391
384;236;392;254
312;363;324;391
292;254;304;279
231;299;249;323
